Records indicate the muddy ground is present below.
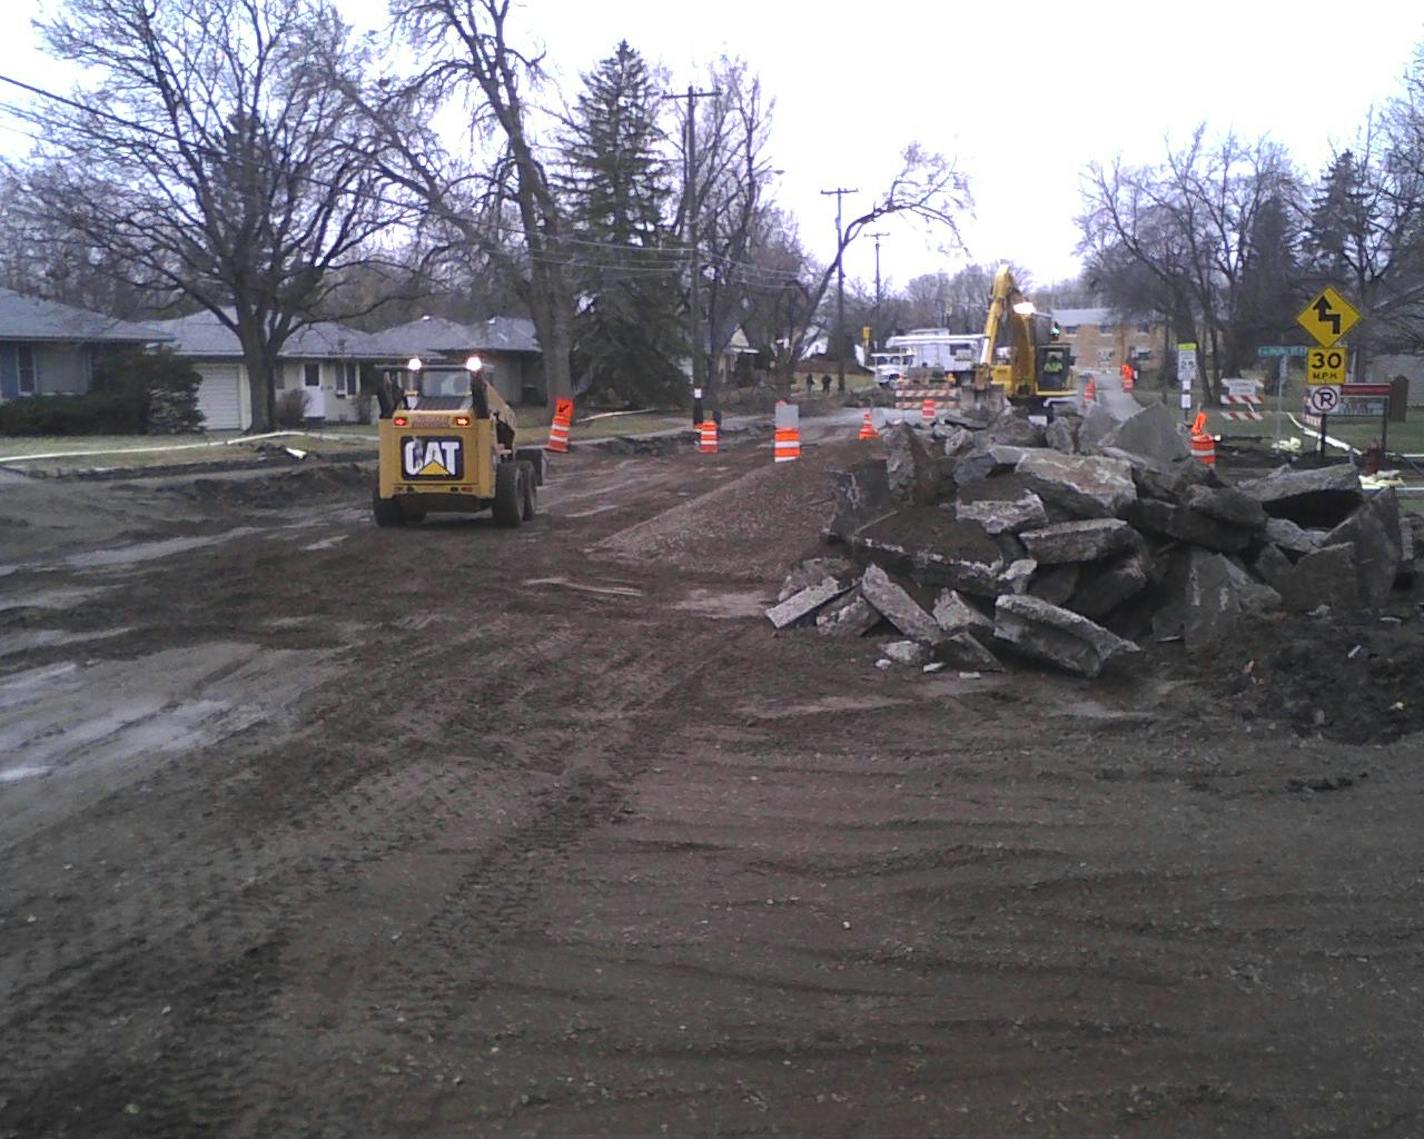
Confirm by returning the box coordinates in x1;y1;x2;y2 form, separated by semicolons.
2;421;1423;1138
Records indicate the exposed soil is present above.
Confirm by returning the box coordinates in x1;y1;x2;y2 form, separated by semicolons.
3;419;1424;1138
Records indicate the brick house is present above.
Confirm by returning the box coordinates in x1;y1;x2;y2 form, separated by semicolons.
1054;307;1166;376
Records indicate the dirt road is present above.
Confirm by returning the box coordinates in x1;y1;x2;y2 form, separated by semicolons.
2;425;1423;1138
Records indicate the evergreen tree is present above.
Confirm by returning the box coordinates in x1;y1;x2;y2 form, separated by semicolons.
558;42;686;406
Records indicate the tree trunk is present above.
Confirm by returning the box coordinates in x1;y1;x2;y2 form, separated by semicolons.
237;320;275;433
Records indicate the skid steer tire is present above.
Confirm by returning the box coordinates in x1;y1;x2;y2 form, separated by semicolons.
515;447;545;486
372;492;406;528
517;459;537;521
492;461;523;528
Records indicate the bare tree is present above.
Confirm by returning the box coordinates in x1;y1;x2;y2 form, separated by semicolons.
773;145;971;378
15;0;408;431
1079;127;1299;398
384;0;577;404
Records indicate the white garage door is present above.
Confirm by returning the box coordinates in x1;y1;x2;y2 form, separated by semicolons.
196;364;244;431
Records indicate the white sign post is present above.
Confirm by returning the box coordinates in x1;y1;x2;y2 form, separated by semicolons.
1177;342;1198;419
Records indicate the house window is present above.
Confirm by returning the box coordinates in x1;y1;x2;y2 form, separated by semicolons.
1136;322;1152;333
335;362;358;398
1063;325;1080;334
1097;322;1116;332
1097;348;1114;363
304;363;321;388
17;346;36;395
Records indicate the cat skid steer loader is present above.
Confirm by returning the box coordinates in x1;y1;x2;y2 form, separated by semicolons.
371;355;545;528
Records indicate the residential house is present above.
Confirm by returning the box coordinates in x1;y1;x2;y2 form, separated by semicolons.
1053;307;1165;375
150;311;388;430
0;288;171;403
361;315;544;406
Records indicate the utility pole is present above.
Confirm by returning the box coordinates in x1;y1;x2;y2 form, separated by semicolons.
867;231;887;352
668;85;719;415
821;186;858;393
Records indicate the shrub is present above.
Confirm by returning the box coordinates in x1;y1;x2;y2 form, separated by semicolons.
0;391;147;435
92;347;204;433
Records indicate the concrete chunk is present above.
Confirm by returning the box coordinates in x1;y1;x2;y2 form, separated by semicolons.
1020;518;1140;564
954;489;1048;535
816;589;882;637
1100;402;1191;464
884;640;931;666
1068;550;1151;620
1183;550;1247;653
859;563;944;644
1277;542;1359;613
884;422;952;505
1264;516;1324;555
1029;563;1081;605
932;589;994;636
765;577;847;629
1045;416;1080;455
993;594;1140;678
1325;489;1403;612
1016;450;1137;519
1124;498;1253;554
778;557;856;601
1184;485;1267;530
938;631;1004;672
826;461;895;542
1236;463;1363;527
1077;403;1120;453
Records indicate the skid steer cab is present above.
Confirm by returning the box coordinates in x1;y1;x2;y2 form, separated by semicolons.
372;355;545;528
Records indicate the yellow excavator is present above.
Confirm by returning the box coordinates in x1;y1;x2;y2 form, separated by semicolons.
371;355;544;528
971;265;1077;414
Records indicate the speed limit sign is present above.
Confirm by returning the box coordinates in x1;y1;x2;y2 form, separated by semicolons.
1306;347;1349;385
1306;385;1341;415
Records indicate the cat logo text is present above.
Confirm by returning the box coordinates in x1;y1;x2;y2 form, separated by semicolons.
400;436;464;479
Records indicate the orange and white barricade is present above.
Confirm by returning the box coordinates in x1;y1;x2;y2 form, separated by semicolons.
857;411;878;440
773;400;801;463
1190;412;1216;466
698;416;718;454
546;397;574;454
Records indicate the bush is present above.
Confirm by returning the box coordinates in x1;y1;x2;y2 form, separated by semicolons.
275;389;309;428
0;391;147;435
92;347;204;433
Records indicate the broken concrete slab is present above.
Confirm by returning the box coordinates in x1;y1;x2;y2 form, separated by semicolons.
826;460;895;542
938;631;1004;672
1077;402;1120;453
1235;463;1363;527
1184;485;1268;531
766;577;847;629
1264;516;1324;556
1124;498;1253;554
884;422;953;505
935;425;979;459
1127;455;1214;502
859;563;944;644
884;640;931;666
933;589;994;636
1016;450;1137;519
1100;402;1191;464
1068;550;1151;620
1019;518;1141;564
1000;558;1037;595
1400;513;1417;586
816;588;882;638
1184;550;1242;654
1029;563;1080;606
778;556;857;601
1253;542;1295;596
988;410;1046;448
993;594;1141;678
1325;489;1403;612
1045;416;1080;455
954;488;1049;535
1277;542;1359;613
1222;556;1282;615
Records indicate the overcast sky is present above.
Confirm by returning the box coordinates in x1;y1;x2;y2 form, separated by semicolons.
3;1;1422;296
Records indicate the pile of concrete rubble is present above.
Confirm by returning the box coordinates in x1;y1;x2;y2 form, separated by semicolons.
766;402;1420;678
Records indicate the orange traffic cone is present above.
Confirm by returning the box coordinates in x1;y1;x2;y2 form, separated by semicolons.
857;410;878;440
698;416;718;454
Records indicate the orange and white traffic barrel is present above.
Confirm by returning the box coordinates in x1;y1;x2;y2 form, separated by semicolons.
1083;378;1097;403
698;416;718;454
1190;412;1216;466
546;397;574;454
857;411;878;440
921;396;936;421
773;400;801;462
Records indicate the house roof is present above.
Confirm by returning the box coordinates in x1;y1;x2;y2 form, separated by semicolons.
361;315;540;359
1054;307;1116;327
0;288;172;344
149;310;387;359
